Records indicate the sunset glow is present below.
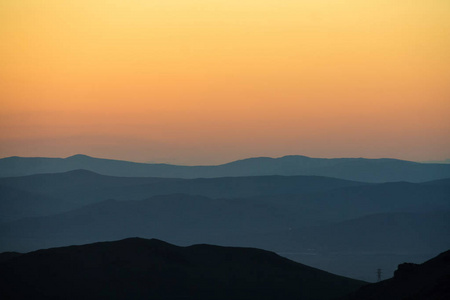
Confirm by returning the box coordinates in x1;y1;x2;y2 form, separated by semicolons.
1;0;449;164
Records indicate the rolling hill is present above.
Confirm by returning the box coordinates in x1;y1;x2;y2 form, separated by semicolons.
1;192;448;282
0;238;365;300
0;169;365;201
3;196;448;254
1;170;449;223
2;154;450;182
0;171;366;221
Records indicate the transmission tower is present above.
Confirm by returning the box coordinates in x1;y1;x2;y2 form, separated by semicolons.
376;268;382;282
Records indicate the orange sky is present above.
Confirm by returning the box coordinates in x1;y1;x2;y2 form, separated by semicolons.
1;0;449;164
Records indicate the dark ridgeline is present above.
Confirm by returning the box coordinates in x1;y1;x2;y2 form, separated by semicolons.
0;251;21;263
0;238;365;300
1;154;450;182
344;249;450;299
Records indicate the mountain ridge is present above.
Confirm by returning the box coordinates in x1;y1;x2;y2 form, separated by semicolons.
1;154;450;182
0;171;366;221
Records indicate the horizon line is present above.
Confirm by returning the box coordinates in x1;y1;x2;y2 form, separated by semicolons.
1;153;449;166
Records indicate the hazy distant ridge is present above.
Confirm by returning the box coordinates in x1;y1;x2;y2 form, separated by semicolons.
2;193;449;254
1;170;448;223
2;154;450;182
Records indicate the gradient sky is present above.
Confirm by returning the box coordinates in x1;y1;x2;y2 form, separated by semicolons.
1;0;449;164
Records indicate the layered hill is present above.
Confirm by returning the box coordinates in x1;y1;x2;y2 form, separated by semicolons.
0;185;68;222
0;238;365;300
0;169;364;201
2;192;448;255
1;166;448;282
2;154;450;182
346;249;450;299
2;191;448;282
1;170;449;223
0;171;365;221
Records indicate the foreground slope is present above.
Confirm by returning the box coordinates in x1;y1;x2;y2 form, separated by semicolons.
345;249;450;299
0;238;365;300
1;154;450;182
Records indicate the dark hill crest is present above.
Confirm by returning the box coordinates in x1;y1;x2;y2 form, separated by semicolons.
0;238;365;300
346;249;450;299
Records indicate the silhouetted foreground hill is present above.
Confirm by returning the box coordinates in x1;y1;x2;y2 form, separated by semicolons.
0;238;365;300
2;154;450;182
345;249;450;299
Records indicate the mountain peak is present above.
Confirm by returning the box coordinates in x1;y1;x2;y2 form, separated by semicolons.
278;155;311;160
65;154;92;160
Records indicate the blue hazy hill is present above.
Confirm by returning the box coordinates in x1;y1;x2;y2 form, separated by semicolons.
1;154;450;182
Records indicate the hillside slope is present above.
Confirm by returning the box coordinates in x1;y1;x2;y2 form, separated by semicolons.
345;249;450;299
0;238;365;300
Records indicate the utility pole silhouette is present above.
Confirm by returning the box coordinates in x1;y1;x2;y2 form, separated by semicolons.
376;268;382;282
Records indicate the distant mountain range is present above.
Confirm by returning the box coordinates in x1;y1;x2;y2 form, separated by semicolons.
1;170;449;223
2;192;448;258
0;170;366;221
422;158;450;164
2;154;450;182
0;169;366;202
1;170;449;281
0;238;365;300
346;249;450;299
1;155;449;284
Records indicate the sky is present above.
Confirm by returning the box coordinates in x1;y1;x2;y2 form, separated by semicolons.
1;0;449;165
